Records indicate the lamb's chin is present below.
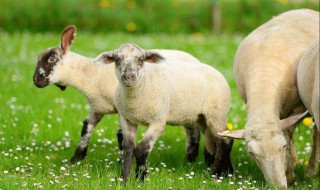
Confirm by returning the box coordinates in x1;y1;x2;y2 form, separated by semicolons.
122;81;135;87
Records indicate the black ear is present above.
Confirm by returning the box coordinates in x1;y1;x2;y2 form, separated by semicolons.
94;51;116;64
61;25;76;54
145;51;165;63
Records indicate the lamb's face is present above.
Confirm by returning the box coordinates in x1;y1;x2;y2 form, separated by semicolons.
95;43;164;87
115;44;145;87
33;47;63;88
246;123;287;189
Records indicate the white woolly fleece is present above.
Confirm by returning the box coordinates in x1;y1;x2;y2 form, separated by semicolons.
297;40;319;129
114;60;230;134
48;49;202;114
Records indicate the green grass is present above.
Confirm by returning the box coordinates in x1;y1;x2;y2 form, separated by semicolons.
0;31;319;190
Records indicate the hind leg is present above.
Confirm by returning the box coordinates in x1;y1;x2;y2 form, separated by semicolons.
306;124;320;177
184;125;200;162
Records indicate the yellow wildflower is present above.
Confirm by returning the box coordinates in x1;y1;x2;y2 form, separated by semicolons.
304;160;308;166
127;0;136;9
227;123;234;130
276;0;288;5
126;22;136;32
99;0;110;8
303;117;313;127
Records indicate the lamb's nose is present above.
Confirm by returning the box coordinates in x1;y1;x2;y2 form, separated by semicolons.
123;73;135;81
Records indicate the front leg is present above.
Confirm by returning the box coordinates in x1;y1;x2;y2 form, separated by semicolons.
306;124;319;177
70;111;103;163
117;116;125;163
120;118;137;181
135;122;165;182
283;127;298;185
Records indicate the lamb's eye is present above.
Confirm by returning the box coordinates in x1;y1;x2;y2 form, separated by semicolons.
114;56;120;63
48;55;57;64
282;144;287;149
249;152;254;156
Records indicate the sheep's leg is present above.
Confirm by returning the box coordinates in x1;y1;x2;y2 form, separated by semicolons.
117;116;125;163
120;118;137;181
135;123;165;182
206;118;234;176
194;115;215;166
210;136;233;176
70;112;103;163
283;127;297;185
306;125;320;177
184;125;200;162
204;129;216;167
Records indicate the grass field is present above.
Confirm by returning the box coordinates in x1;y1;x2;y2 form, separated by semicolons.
0;31;318;190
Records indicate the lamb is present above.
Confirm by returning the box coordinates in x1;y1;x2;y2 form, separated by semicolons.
33;25;202;164
94;43;234;181
297;39;319;177
218;9;319;189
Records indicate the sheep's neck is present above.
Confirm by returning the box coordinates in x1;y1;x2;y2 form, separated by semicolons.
59;52;113;99
245;82;280;123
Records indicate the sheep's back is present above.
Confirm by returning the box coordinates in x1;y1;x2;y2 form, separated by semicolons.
233;9;319;117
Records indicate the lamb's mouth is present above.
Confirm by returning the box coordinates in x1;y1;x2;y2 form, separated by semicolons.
122;80;135;87
33;78;50;88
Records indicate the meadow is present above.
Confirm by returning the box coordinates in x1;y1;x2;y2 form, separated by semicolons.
0;31;318;190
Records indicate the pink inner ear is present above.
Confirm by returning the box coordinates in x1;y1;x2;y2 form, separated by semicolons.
61;26;76;54
280;110;309;130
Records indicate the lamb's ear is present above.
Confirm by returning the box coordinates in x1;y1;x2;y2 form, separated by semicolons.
280;110;310;131
144;51;165;63
94;51;115;65
61;25;76;54
217;129;245;139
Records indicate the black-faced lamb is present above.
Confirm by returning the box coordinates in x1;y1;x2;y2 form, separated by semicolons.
33;25;202;163
94;43;234;181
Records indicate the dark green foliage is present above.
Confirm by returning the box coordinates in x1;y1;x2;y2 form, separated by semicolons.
0;0;318;34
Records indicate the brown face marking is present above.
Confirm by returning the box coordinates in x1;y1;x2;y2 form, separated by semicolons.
33;47;63;88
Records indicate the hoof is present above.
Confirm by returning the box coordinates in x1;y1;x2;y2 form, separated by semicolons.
70;147;87;163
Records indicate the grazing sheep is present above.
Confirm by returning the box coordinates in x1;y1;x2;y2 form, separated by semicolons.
297;40;319;177
94;43;234;181
218;9;319;189
33;25;202;163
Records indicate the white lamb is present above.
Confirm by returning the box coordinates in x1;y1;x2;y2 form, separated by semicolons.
218;9;319;189
297;39;320;177
94;43;234;181
33;25;202;163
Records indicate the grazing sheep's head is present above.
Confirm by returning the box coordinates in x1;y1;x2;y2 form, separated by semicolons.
33;25;76;90
95;43;164;87
218;111;309;189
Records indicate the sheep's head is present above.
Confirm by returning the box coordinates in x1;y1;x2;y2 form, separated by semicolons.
95;43;164;87
218;111;309;189
33;25;76;90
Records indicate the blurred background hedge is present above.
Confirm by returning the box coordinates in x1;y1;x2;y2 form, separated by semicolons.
0;0;319;34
